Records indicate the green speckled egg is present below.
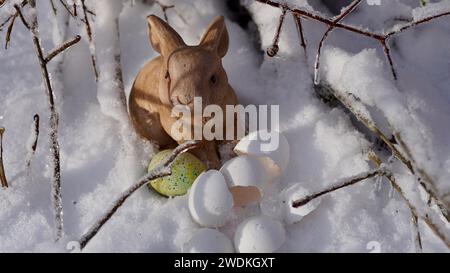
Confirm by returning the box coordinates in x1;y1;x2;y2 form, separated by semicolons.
148;149;206;197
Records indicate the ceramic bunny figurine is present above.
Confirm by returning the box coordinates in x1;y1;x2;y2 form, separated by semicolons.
129;15;238;169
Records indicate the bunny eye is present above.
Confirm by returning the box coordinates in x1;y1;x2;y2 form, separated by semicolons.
210;74;217;85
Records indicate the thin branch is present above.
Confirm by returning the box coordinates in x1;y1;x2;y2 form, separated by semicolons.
80;0;98;81
58;0;76;17
49;0;57;16
45;35;81;63
14;4;30;30
154;1;175;23
78;140;200;250
292;13;306;55
314;0;362;84
0;0;27;31
292;167;388;208
367;151;423;253
5;10;18;49
26;114;40;168
0;127;8;188
267;5;287;57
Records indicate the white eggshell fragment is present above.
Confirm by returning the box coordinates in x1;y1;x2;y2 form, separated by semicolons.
282;184;321;225
220;155;270;207
234;216;286;253
183;228;235;253
188;170;234;227
234;130;290;175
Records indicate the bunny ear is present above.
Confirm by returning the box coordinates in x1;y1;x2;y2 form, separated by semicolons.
147;15;186;57
199;16;229;58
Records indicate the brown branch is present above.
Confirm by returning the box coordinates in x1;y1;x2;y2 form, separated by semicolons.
255;0;450;81
78;140;200;250
266;5;287;57
80;0;98;81
14;4;30;30
0;0;27;31
45;35;81;63
154;1;175;23
314;0;362;84
26;114;40;168
292;167;387;208
49;0;57;15
4;9;18;49
58;0;76;17
292;13;306;55
0;127;8;188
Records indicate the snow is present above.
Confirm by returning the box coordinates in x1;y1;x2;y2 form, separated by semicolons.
0;0;449;252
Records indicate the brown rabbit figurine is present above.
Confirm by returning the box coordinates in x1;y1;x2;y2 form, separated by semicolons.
129;15;238;169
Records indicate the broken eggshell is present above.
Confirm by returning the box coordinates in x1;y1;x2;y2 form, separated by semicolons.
188;170;234;228
282;183;321;225
183;228;234;253
220;155;270;207
234;215;286;253
234;130;290;177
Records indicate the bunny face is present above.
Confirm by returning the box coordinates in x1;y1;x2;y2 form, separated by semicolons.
160;46;229;110
148;15;231;112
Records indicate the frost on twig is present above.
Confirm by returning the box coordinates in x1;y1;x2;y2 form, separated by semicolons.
13;0;81;241
26;114;40;168
80;0;98;81
78;140;200;250
315;81;450;249
256;0;450;81
0;127;8;188
291;167;388;208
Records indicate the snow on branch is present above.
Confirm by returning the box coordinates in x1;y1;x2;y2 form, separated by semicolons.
255;0;450;82
13;0;81;241
0;127;8;188
78;140;200;251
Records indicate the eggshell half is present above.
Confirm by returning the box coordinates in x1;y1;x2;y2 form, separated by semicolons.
234;130;290;176
188;170;234;227
183;228;234;253
234;216;286;253
220;155;270;207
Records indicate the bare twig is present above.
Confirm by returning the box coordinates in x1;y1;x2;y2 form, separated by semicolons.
14;4;30;30
45;35;81;63
4;9;18;49
26;114;40;168
292;13;306;55
266;5;287;57
314;0;362;84
0;0;27;31
255;0;450;81
16;0;81;241
154;1;175;23
49;0;57;15
0;127;8;188
292;167;388;208
80;0;98;81
58;0;76;17
78;140;200;250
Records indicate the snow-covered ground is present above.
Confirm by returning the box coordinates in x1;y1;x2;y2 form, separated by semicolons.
0;0;449;252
